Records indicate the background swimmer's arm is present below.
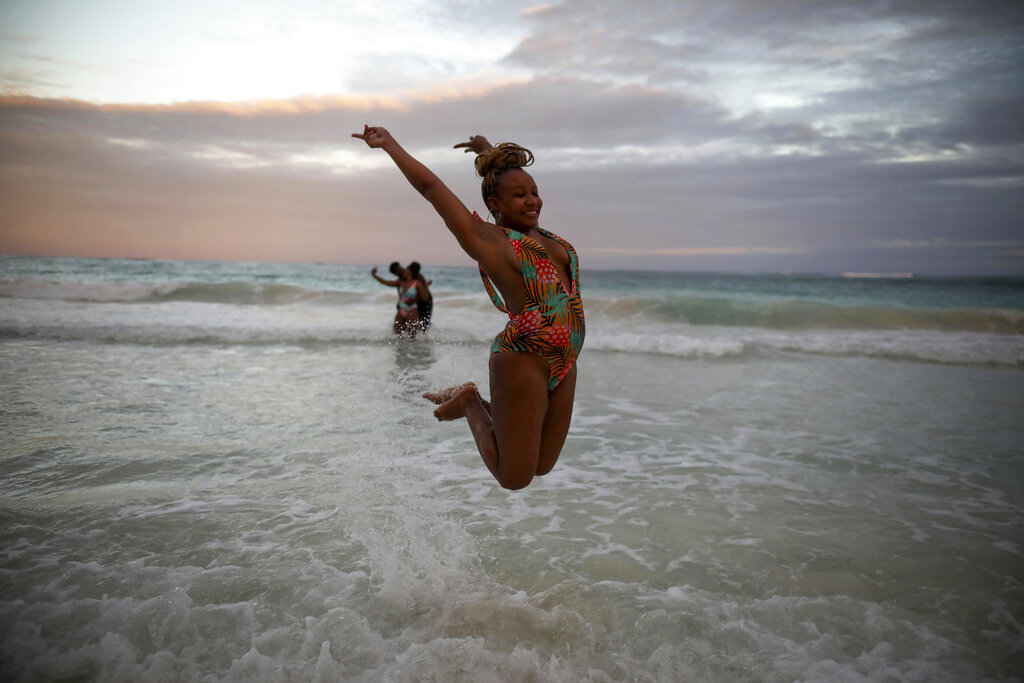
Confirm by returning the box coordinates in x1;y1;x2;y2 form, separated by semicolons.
353;125;509;270
370;267;401;287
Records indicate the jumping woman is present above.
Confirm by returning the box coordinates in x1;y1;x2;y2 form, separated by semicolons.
352;126;585;490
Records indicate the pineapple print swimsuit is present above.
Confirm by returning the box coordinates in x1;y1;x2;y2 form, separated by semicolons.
479;226;586;391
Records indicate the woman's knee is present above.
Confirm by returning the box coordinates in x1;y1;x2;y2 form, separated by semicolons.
534;460;555;477
499;471;534;490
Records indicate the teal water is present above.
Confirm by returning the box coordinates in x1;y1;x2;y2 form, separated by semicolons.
4;256;1023;308
3;256;1023;333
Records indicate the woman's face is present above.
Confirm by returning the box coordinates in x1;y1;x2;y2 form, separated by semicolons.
490;169;542;230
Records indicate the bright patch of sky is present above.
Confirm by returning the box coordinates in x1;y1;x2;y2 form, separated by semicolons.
0;0;526;103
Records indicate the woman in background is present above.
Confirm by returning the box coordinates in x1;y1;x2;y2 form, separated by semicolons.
408;261;433;332
370;262;419;335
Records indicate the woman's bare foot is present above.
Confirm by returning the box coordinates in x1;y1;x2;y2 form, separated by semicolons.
424;382;491;416
423;382;475;405
431;384;481;421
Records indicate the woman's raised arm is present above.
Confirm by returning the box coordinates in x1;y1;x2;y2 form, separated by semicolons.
370;267;400;287
353;126;502;265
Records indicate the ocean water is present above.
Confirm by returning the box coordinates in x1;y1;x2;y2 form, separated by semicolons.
1;255;1022;682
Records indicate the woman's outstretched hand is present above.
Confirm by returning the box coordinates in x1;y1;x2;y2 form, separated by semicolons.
352;125;394;149
453;135;492;154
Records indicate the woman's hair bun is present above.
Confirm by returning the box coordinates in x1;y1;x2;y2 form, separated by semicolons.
476;143;535;210
474;143;534;178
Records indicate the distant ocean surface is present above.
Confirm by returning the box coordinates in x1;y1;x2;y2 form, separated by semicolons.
2;256;1022;682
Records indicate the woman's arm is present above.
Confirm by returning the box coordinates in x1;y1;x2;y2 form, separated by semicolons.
453;135;492;154
352;126;505;266
370;266;400;287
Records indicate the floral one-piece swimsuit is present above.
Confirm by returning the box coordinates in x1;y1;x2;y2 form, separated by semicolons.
479;226;585;391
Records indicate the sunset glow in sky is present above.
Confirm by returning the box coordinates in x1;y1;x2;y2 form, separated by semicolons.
1;0;1022;273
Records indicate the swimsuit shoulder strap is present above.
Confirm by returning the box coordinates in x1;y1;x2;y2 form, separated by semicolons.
479;266;507;313
478;226;526;314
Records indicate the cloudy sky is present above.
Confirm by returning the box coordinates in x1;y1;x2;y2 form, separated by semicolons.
1;0;1022;274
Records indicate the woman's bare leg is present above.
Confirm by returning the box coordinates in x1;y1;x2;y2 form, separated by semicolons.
395;309;419;337
535;364;576;476
426;383;502;482
424;353;572;489
486;353;549;488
